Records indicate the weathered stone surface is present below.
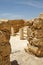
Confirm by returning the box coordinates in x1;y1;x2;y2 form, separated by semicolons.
19;28;24;40
27;44;43;57
29;38;43;47
0;19;25;36
0;30;11;65
25;20;33;26
33;29;43;38
7;19;25;33
0;55;11;65
0;29;10;42
33;18;43;29
0;43;11;56
26;18;43;57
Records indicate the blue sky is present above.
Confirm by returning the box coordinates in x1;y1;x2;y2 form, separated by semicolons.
0;0;43;20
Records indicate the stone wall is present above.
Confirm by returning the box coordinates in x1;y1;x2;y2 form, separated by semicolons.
0;22;11;34
0;29;11;65
0;19;25;35
25;18;43;57
0;19;25;65
8;19;25;33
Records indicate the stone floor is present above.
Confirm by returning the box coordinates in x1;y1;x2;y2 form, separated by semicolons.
10;50;43;65
10;35;43;65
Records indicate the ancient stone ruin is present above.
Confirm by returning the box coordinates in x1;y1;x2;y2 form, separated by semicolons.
0;19;25;65
25;18;43;57
19;27;24;40
0;19;25;35
0;14;43;65
0;29;11;65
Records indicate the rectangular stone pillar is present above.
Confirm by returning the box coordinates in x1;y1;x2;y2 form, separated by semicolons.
11;27;15;36
19;28;24;40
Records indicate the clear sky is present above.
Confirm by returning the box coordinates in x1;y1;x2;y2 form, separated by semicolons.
0;0;43;20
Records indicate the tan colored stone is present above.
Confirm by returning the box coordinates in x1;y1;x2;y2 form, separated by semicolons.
28;44;43;57
0;30;10;43
33;18;43;29
19;28;24;40
0;55;11;65
0;29;11;65
0;43;11;57
34;29;43;38
29;38;43;47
